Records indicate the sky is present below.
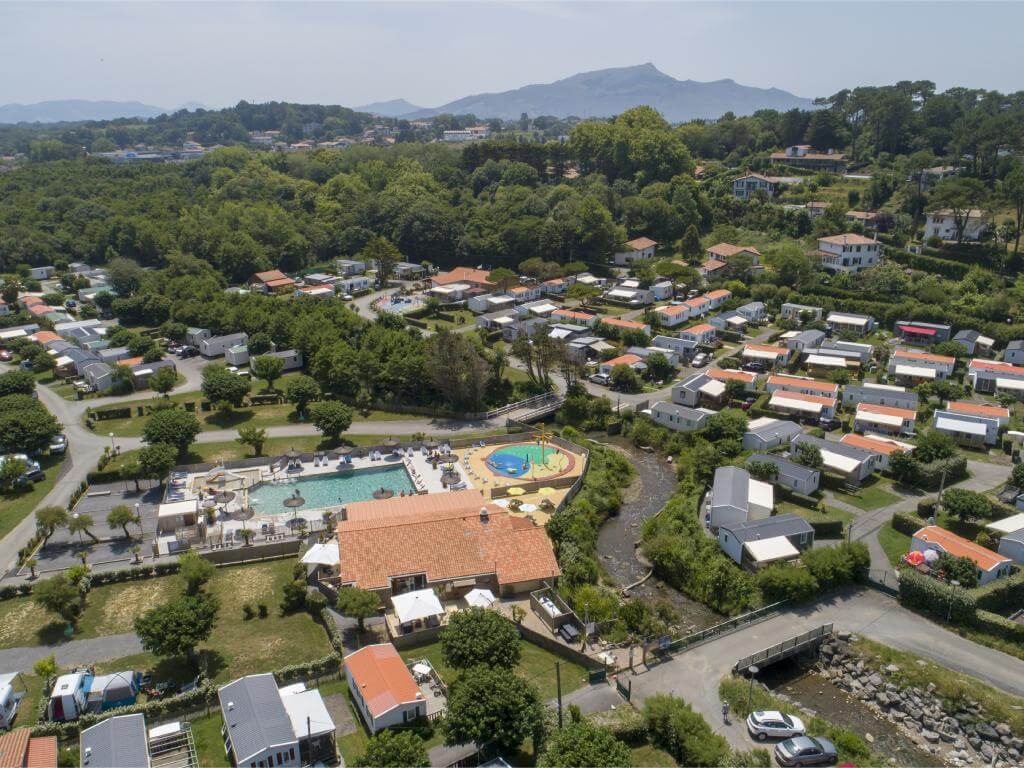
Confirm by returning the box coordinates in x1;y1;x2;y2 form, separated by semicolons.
2;1;1023;109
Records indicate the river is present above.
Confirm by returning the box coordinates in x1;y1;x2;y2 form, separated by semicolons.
594;437;722;633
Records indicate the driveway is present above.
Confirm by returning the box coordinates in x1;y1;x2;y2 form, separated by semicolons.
0;632;143;672
626;589;1024;750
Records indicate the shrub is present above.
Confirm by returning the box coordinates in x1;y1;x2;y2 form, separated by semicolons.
643;694;731;767
898;568;976;623
242;603;255;620
257;603;269;619
756;565;820;603
802;542;869;590
891;511;922;536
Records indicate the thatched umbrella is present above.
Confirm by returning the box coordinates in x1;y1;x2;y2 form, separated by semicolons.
372;487;395;500
441;468;461;487
284;447;302;460
436;452;458;464
424;438;439;450
283;491;305;529
382;437;400;451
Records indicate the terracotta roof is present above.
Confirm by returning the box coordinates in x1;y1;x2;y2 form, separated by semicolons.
744;344;788;357
344;644;421;718
0;729;31;768
656;304;690;317
807;201;830;209
20;296;43;306
433;267;494;286
344;489;491;524
767;374;838;394
708;368;755;383
705;289;732;300
893;349;955;365
700;258;727;272
930;209;985;219
948;401;1010;419
857;403;917;420
684;297;711;309
682;323;716;335
605;354;643;367
25;736;56;768
543;278;565;286
771;391;837;407
706;243;761;259
600;317;646;330
265;277;296;288
624;237;658;250
913;525;1010;573
508;286;530;295
30;331;60;344
818;233;877;246
120;356;144;368
27;305;54;316
840;433;912;456
552;309;595;321
771;151;846;161
970;359;1024;375
253;269;288;283
336;498;559;590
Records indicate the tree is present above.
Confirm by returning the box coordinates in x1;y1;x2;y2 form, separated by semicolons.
237;425;269;456
746;460;779;482
444;666;544;753
487;267;518;292
793;442;823;469
360;236;403;288
424;331;493;411
178;551;215;595
914;429;957;464
149;366;178;397
565;282;601;307
35;506;68;546
538;719;632;768
33;574;80;622
440;607;521;670
31;350;55;375
138;442;178;484
1003;162;1024;258
0;370;36;396
142;409;201;457
889;451;921;486
250;354;285;391
355;730;429;768
309;400;354;442
285;374;321;415
930;177;987;242
610;364;642;393
757;564;820;603
1011;461;1024;489
201;364;250;407
0;395;60;454
0;456;27;492
643;694;730;767
678;224;703;260
67;513;98;543
935;553;979;588
134;593;218;662
705;409;748;442
32;654;57;684
106;504;139;540
941;488;994;521
335;586;380;631
643;352;674;383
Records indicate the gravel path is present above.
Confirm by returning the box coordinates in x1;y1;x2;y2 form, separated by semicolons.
0;632;143;672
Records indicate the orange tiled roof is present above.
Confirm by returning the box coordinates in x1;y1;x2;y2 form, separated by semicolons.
336;497;559;591
253;270;288;283
344;644;421;718
344;489;490;524
684;297;710;309
857;403;917;420
552;309;595;321
0;729;30;768
913;525;1010;573
27;305;54;317
30;331;60;344
20;296;43;306
625;237;658;250
604;354;643;367
682;323;715;335
705;289;732;300
767;374;837;394
433;267;494;286
25;736;56;768
656;304;690;317
708;368;755;383
948;401;1009;419
600;317;646;329
700;259;727;272
771;390;836;407
706;243;761;259
266;277;296;288
745;343;788;357
818;233;877;246
841;433;912;456
970;359;1024;375
893;349;955;365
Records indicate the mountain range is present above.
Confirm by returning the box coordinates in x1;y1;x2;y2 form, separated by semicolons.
354;98;425;118
395;63;816;122
0;99;174;124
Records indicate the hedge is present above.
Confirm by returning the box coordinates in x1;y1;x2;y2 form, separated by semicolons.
973;569;1024;612
897;568;976;624
808;520;845;539
885;249;970;280
973;609;1024;644
0;562;182;602
917;456;967;490
891;511;922;537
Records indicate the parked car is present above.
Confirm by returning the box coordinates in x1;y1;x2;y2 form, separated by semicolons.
178;346;198;358
740;397;756;411
691;353;709;367
19;360;33;371
818;417;840;430
747;710;805;741
0;349;12;362
49;434;68;455
341;294;354;301
589;372;611;386
742;361;767;373
64;299;77;309
774;736;837;766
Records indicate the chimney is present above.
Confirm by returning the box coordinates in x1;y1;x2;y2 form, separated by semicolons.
479;506;489;523
338;506;347;522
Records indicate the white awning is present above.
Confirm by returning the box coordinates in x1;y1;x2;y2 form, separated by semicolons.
726;316;748;327
492;316;514;325
744;536;799;564
935;416;986;436
529;303;558;315
769;393;822;414
996;377;1024;392
607;289;638;300
857;411;903;428
820;449;863;475
281;685;335;739
464;588;496;609
698;379;727;398
391;589;444;624
301;542;340;567
157;500;198;518
894;364;936;379
977;335;995;347
987;513;1024;534
828;313;870;327
806;354;846;368
748;479;775;511
743;348;782;361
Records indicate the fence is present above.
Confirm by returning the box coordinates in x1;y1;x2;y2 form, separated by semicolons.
482;391;559;419
733;623;833;672
665;601;788;654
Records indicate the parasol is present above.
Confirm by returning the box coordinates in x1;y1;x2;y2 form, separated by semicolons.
506;486;525;496
537;487;556;496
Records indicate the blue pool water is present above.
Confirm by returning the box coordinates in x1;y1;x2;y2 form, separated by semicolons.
487;444;561;478
248;465;415;513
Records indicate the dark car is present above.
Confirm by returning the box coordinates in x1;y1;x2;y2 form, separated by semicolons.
178;346;198;358
774;736;837;767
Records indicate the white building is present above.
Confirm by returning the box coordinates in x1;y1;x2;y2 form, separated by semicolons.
200;332;249;358
613;237;658;265
924;209;989;241
646;402;714;433
707;466;773;529
732;173;778;199
968;359;1024;398
817;233;882;273
345;644;426;733
841;383;918;411
932;409;1001;447
853;403;917;436
742;417;803;452
888;349;955;382
780;302;823;322
826;312;876;336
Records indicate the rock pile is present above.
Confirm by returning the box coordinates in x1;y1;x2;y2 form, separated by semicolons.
817;636;1022;767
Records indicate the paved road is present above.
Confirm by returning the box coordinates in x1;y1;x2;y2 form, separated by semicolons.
627;589;1024;750
0;632;143;671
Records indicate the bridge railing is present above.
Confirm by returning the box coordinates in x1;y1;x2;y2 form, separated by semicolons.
665;600;788;654
481;391;558;419
733;623;833;672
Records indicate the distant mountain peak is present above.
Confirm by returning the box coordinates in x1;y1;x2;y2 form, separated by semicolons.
355;98;424;118
400;64;813;122
0;99;169;124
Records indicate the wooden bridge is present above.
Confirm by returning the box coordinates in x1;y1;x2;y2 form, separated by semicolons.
733;623;833;673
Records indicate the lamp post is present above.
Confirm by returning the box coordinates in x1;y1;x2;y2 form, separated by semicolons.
72;512;82;544
946;579;960;622
135;502;142;537
108;432;115;452
747;664;760;713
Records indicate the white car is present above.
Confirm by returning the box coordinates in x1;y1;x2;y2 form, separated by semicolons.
746;710;805;741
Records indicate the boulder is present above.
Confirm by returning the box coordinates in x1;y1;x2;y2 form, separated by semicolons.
976;722;1000;741
884;663;900;674
980;743;996;762
996;723;1012;737
875;692;890;707
968;736;982;751
922;730;941;743
869;673;884;687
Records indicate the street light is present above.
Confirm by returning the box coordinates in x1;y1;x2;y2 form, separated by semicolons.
946;580;961;622
747;664;760;713
108;432;115;452
72;512;82;543
135;502;142;537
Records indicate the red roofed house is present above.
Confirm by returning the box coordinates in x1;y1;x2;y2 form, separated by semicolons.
431;267;495;291
704;288;732;310
599;354;647;376
335;489;559;598
704;243;761;270
840;433;914;471
599;316;651;334
816;233;881;274
0;728;57;768
250;270;297;294
853;403;917;436
344;643;425;733
888;349;955;382
911;526;1011;585
968;359;1024;397
679;323;718;347
741;344;790;368
947;401;1010;427
683;296;711;318
766;374;839;398
767;390;838;420
614;237;658;265
699;258;728;281
653;303;691;328
550;308;598;327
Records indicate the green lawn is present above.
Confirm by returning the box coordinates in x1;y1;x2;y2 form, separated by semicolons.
0;559;333;683
631;744;677;767
775;500;853;532
832;479;901;511
423;309;476;331
188;710;229;767
0;453;65;539
878;522;911;568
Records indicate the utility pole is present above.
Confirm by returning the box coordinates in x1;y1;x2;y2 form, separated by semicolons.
556;662;563;729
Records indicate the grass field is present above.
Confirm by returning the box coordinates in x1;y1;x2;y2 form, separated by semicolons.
775;500;853;533
877;522;911;568
0;454;65;539
631;744;677;767
832;478;901;511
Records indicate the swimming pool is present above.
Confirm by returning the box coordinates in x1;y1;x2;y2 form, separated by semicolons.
247;465;415;514
485;443;569;479
377;295;425;315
